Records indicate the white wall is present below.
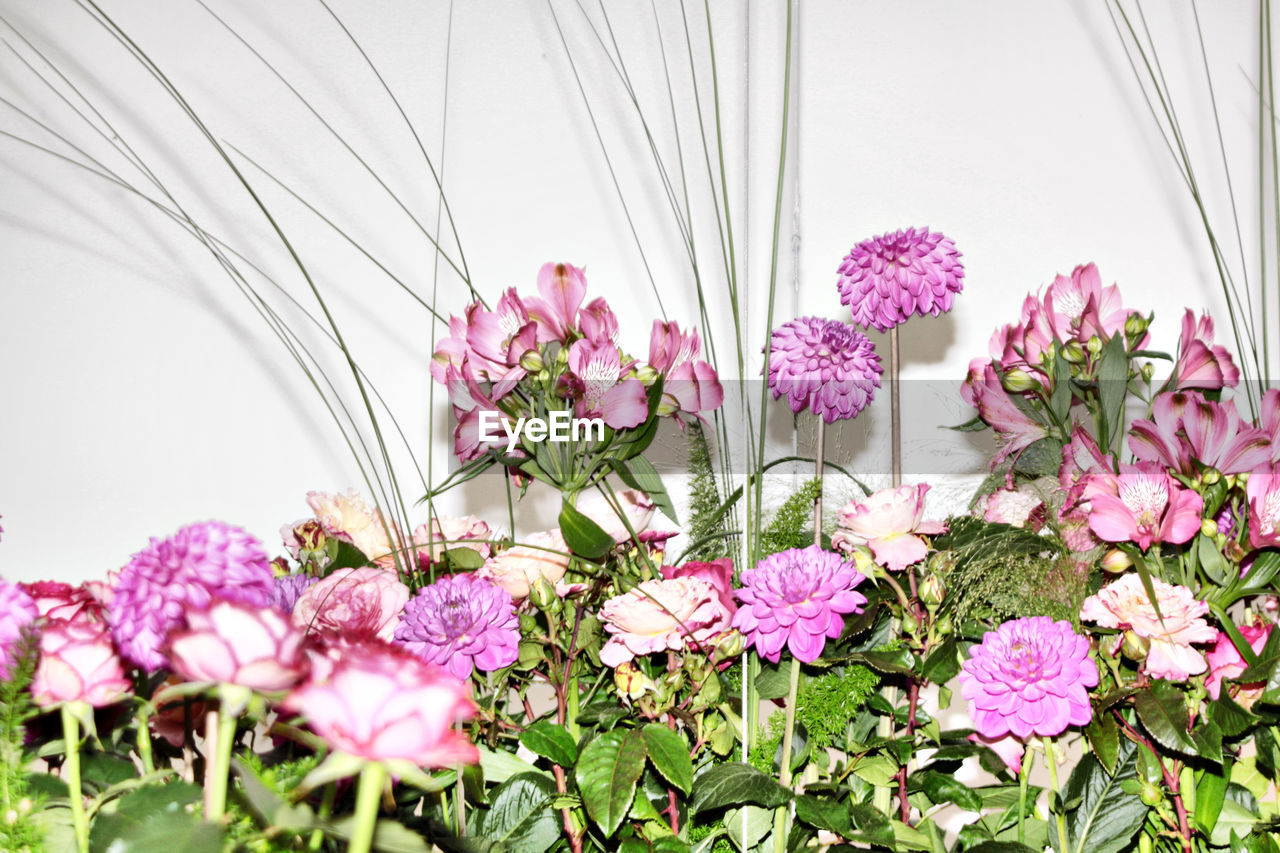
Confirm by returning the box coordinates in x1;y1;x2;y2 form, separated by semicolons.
0;0;1267;582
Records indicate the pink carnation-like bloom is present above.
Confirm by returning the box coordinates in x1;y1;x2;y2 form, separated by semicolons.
837;228;964;333
958;616;1097;740
31;621;131;708
766;317;882;423
168;600;307;692
832;484;947;572
598;576;732;667
478;531;571;600
732;545;867;663
0;580;38;678
662;558;736;617
291;567;410;642
1205;622;1272;708
1080;574;1217;681
411;515;493;567
108;521;275;673
285;640;479;767
1080;462;1204;551
21;581;103;626
394;574;519;680
306;490;398;567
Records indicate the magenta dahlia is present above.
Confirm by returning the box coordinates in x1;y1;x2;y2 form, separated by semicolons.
0;579;37;678
393;574;519;680
107;521;275;672
958;616;1097;740
731;545;867;663
836;227;964;332
766;317;882;423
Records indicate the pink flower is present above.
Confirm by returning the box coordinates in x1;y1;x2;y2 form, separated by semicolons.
1080;575;1217;681
662;558;736;617
961;361;1049;466
578;297;620;345
412;515;493;567
1248;463;1280;549
464;288;538;375
1169;310;1239;392
20;581;102;626
648;321;724;419
305;490;398;567
285;640;479;767
1042;263;1135;344
1080;462;1203;550
766;317;882;423
478;531;571;599
832;484;947;572
32;621;131;708
566;339;649;430
1130;393;1270;477
393;574;519;679
958;617;1097;740
980;486;1045;528
836;228;964;332
1205;622;1273;708
524;262;588;343
968;732;1025;775
0;580;35;679
108;521;275;672
291;567;410;642
598;577;732;667
576;489;655;543
732;545;867;663
168;600;307;692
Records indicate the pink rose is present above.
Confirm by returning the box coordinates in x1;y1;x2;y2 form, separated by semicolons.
284;639;479;767
979;487;1044;529
292;567;410;642
1080;574;1217;681
1205;622;1273;709
411;515;493;567
576;490;656;543
662;558;736;617
833;484;947;572
306;490;398;566
478;531;571;599
32;622;130;708
168;600;307;692
20;581;104;625
598;577;731;667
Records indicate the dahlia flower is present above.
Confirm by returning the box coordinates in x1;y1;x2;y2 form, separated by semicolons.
662;558;736;617
766;317;882;423
598;576;732;667
1205;622;1272;708
394;574;519;679
31;621;130;708
1080;574;1217;681
1170;310;1239;392
732;545;867;663
836;227;964;332
478;531;571;599
958;616;1097;740
832;484;946;572
291;567;409;642
285;640;479;767
168;600;307;693
107;521;275;672
0;580;38;678
1080;462;1203;550
270;574;318;615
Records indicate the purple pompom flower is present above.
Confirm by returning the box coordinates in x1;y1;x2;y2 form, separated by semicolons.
394;574;519;680
766;317;882;423
270;574;318;615
108;521;275;673
0;579;37;678
958;616;1097;741
731;545;867;663
837;227;964;332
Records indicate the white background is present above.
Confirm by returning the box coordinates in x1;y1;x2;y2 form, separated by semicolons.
0;0;1267;582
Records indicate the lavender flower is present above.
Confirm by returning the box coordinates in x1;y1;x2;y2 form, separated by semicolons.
731;545;867;663
836;227;964;332
107;521;275;672
0;579;37;678
393;574;519;679
766;317;882;423
271;574;318;615
958;616;1097;740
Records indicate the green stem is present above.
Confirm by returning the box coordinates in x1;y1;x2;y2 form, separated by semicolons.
135;705;154;775
204;704;237;822
1043;736;1068;853
566;672;580;740
307;783;338;852
1018;746;1030;846
773;657;802;853
61;706;88;853
349;762;387;853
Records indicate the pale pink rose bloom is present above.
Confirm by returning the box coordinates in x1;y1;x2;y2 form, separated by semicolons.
980;486;1044;528
169;600;307;692
284;639;478;767
576;489;655;543
32;622;130;708
412;515;494;566
662;558;736;617
1080;574;1217;681
306;489;397;566
292;567;410;642
1205;622;1272;708
20;581;103;625
833;484;947;572
478;531;571;599
598;577;731;667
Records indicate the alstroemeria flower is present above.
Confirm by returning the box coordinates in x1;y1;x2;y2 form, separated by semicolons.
1043;262;1137;344
524;262;587;343
464;288;538;374
1081;462;1203;550
1130;392;1270;477
1080;574;1217;681
1169;310;1240;392
1205;622;1273;708
578;297;620;345
832;484;947;572
567;339;649;429
649;320;724;418
1248;462;1280;550
961;361;1049;466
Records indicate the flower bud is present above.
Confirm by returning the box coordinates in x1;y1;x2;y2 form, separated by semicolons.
1140;362;1155;382
1061;341;1087;364
519;349;544;373
1139;780;1163;807
529;576;559;612
1201;468;1221;486
1101;549;1132;573
1125;313;1150;339
902;610;920;636
713;630;746;662
270;556;291;578
635;365;659;384
933;613;953;637
613;662;650;699
919;575;945;608
1121;630;1150;663
1200;517;1220;538
1000;368;1040;393
1086;336;1103;357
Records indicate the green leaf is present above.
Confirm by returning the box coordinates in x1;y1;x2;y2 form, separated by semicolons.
1133;681;1197;756
575;729;647;836
909;769;982;812
1193;719;1224;765
1085;715;1120;774
1050;350;1074;425
327;817;431;853
1208;693;1258;738
233;759;315;830
755;661;792;700
965;844;1041;853
1096;333;1129;452
1194;763;1231;836
844;648;917;675
949;414;991;432
477;745;545;784
641;724;693;794
577;700;629;730
689;762;792;815
1210;798;1260;848
724;805;773;852
89;784;220;853
1063;743;1148;853
519;720;579;769
442;546;485;570
794;794;854;838
559;498;615;559
79;754;138;792
481;772;560;853
1240;549;1280;591
616;456;679;524
1197;533;1231;585
1012;437;1064;478
921;638;961;685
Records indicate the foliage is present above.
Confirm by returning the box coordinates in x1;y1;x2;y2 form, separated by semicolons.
0;634;44;853
758;479;824;557
684;423;733;562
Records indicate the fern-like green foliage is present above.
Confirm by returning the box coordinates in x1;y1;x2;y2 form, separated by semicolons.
932;515;1085;626
684;423;733;561
225;752;321;852
758;478;824;557
0;632;45;853
796;667;878;751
